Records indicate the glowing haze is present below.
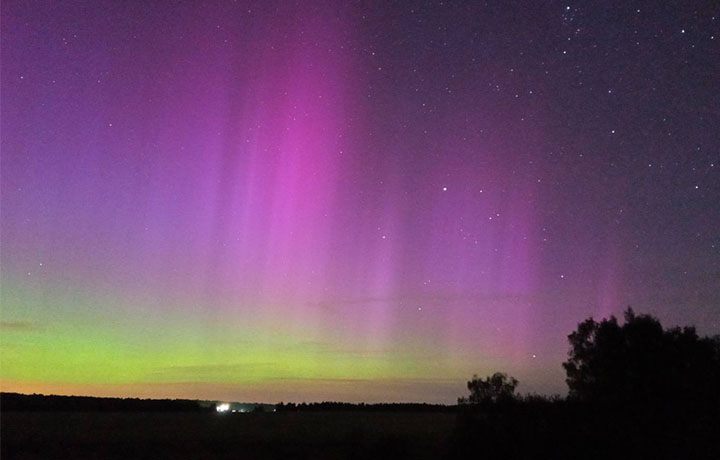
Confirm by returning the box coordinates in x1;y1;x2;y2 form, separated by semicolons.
1;1;718;403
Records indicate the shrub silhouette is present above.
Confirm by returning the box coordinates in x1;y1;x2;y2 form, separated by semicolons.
458;372;518;405
452;310;720;459
563;307;720;408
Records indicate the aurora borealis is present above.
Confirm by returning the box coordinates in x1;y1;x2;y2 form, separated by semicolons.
1;0;718;403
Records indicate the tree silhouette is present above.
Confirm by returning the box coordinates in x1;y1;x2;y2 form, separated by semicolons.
458;372;518;405
563;308;720;407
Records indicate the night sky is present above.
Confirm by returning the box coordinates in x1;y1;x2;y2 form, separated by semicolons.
1;0;718;403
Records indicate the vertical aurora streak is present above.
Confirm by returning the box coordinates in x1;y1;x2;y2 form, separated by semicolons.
1;0;718;403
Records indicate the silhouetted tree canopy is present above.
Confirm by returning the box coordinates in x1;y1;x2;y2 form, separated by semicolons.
563;308;720;407
458;372;518;405
0;392;210;412
275;401;451;412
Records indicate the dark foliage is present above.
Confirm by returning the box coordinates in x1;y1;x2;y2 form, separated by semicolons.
275;401;453;412
452;310;720;459
0;392;211;412
563;308;720;409
457;372;518;405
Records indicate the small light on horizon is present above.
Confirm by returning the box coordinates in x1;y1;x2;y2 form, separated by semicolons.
216;403;230;412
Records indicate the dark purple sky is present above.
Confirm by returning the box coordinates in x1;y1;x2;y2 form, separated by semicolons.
1;0;718;402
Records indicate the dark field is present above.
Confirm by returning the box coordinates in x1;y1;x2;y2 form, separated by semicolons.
1;411;457;459
4;406;720;459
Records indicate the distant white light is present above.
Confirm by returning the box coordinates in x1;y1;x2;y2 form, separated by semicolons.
216;403;230;412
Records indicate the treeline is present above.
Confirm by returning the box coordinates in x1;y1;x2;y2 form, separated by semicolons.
452;308;720;459
1;393;455;413
0;392;211;412
276;401;454;412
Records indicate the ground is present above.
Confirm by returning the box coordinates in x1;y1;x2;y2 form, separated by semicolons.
1;411;456;459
